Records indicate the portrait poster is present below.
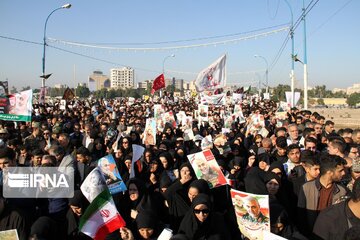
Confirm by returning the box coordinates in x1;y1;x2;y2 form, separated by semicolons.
39;87;46;104
80;167;107;203
60;99;66;110
154;104;165;132
176;111;186;125
198;104;209;122
0;89;32;122
224;114;236;129
201;135;213;150
233;105;246;123
0;229;19;240
163;111;176;128
98;154;127;194
230;189;270;240
143;118;156;146
181;116;193;130
187;149;227;189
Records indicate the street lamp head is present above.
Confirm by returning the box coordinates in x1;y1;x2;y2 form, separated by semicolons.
170;54;175;57
254;54;259;58
62;3;72;9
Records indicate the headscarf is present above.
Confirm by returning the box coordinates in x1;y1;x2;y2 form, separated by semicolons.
189;179;211;196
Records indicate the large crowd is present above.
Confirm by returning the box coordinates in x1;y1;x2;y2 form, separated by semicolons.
0;93;359;240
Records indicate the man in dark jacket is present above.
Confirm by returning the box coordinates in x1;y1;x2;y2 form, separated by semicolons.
313;177;360;240
297;154;347;237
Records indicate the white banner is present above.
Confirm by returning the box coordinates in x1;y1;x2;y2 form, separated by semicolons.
195;54;226;92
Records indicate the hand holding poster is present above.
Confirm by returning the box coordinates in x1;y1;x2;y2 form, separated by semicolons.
231;189;270;240
187;149;227;188
98;155;127;194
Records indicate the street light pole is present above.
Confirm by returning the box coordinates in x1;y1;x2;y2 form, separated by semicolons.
254;55;269;94
162;54;175;74
303;0;309;110
284;0;295;107
42;3;72;88
161;54;175;97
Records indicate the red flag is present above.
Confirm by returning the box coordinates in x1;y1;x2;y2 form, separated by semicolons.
151;74;165;94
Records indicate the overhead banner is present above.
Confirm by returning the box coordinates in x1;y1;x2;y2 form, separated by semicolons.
0;89;32;122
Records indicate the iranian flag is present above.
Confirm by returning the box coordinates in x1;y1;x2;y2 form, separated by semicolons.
79;168;126;240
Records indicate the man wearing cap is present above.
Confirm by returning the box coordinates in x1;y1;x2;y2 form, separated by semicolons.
24;121;45;151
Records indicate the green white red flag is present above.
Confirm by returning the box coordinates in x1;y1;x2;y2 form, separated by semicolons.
79;168;126;240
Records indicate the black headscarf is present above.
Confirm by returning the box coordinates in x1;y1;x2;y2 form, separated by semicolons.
244;167;267;194
178;194;231;240
126;178;148;210
189;179;211;196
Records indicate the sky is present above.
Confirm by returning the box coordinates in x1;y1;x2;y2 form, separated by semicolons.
1;0;359;91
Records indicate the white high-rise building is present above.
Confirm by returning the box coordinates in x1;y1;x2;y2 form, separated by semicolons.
110;67;134;89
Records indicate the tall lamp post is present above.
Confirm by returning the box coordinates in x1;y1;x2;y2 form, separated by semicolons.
42;3;72;88
284;0;295;107
302;0;308;110
254;55;269;94
161;54;175;97
162;54;175;74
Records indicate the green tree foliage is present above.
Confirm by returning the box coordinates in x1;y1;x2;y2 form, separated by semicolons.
317;98;325;105
76;85;90;98
21;86;31;91
92;87;147;99
10;86;17;94
347;93;360;106
271;84;291;102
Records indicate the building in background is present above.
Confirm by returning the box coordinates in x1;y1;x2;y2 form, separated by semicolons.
165;77;184;91
53;84;66;89
346;83;360;95
110;67;134;89
137;80;152;90
88;71;110;92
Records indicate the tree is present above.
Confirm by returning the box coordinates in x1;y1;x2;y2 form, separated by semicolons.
76;85;90;98
347;93;360;107
21;86;31;91
317;98;325;105
10;86;17;94
271;84;291;102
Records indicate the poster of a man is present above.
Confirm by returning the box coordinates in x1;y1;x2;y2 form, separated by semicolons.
98;155;127;194
188;149;227;188
242;196;269;224
143;118;156;146
230;189;270;240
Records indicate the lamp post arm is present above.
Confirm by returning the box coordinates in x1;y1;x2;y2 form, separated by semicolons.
42;7;62;76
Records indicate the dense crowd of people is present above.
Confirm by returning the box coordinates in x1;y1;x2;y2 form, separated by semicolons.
0;93;359;240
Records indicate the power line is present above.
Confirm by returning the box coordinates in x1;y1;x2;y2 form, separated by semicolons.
48;26;289;52
0;35;42;46
71;23;289;46
310;0;353;36
48;45;160;74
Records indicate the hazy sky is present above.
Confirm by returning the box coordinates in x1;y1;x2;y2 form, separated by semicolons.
1;0;359;91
